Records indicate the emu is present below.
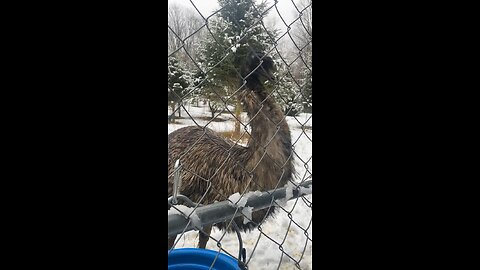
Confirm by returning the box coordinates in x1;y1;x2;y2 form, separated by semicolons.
168;51;294;249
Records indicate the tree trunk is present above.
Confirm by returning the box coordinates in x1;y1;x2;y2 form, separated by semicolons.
170;103;176;123
234;99;241;137
208;101;215;119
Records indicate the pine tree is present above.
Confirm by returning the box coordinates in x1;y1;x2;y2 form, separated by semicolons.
293;0;312;113
272;62;304;117
301;60;312;113
168;56;189;122
200;0;277;132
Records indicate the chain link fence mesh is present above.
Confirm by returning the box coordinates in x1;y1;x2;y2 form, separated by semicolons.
168;0;312;269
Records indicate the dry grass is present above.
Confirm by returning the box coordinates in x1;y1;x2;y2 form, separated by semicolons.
218;130;251;144
197;116;228;122
302;125;312;131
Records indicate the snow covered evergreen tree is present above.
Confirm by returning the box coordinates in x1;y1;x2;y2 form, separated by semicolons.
199;0;277;124
293;0;312;113
168;56;189;121
301;56;312;113
271;61;304;116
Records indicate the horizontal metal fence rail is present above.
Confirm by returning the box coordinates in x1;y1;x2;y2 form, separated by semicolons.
168;180;312;237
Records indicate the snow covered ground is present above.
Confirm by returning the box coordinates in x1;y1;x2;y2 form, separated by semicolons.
168;104;312;269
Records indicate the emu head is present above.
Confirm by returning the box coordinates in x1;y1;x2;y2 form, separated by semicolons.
241;51;276;87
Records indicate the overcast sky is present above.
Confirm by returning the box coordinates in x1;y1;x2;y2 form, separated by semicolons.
169;0;300;25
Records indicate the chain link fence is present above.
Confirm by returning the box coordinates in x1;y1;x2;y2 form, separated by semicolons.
168;0;312;269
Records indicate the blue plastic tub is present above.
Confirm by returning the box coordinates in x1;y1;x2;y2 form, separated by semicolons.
168;248;240;270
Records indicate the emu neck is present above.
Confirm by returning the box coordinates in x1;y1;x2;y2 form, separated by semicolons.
240;79;292;188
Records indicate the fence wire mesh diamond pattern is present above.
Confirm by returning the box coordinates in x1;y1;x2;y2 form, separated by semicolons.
168;0;312;269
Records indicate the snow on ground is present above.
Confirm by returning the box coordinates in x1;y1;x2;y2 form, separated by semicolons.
168;104;312;269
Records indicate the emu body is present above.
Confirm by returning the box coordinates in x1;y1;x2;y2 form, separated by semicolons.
168;52;294;249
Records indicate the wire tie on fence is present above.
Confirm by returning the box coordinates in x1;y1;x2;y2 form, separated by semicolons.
172;159;182;205
231;221;248;270
240;248;248;270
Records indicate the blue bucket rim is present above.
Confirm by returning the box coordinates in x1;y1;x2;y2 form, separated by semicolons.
168;248;240;270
